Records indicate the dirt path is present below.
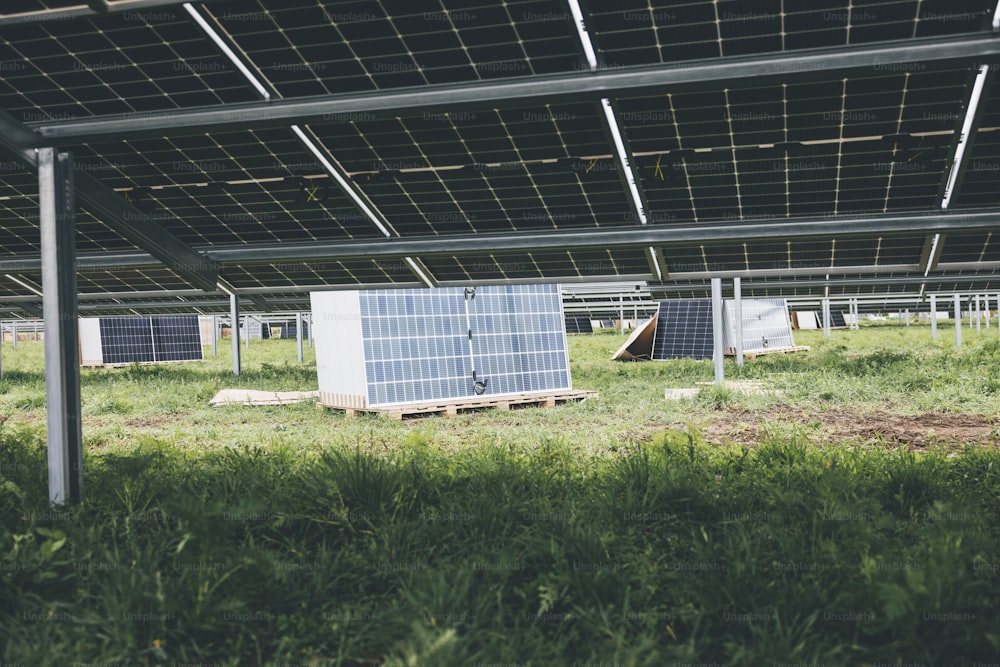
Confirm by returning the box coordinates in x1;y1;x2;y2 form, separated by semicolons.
689;405;999;450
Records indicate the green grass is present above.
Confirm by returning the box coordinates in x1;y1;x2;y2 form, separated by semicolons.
1;323;999;666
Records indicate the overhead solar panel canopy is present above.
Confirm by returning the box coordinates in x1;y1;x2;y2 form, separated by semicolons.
0;0;998;316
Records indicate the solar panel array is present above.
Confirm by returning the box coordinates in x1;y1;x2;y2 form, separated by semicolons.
652;300;714;360
0;0;997;313
313;284;571;408
91;314;202;365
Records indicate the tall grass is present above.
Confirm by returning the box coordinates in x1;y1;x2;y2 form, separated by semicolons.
0;323;999;665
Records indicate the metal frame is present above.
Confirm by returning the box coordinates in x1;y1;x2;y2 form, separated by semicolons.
1;209;993;274
0;0;231;27
39;148;83;505
0;110;219;292
27;34;1000;143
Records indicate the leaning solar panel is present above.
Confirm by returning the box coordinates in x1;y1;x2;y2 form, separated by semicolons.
724;299;796;353
816;311;849;329
652;300;714;360
79;315;203;366
311;285;573;409
565;317;594;334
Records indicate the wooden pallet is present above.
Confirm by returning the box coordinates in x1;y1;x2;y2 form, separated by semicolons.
324;389;598;420
80;358;205;369
739;345;810;361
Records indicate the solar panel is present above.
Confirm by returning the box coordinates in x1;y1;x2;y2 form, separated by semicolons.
311;284;571;409
80;315;203;366
724;298;795;353
793;311;819;329
652;300;714;360
98;316;155;364
467;285;571;397
816;310;849;329
565;317;594;334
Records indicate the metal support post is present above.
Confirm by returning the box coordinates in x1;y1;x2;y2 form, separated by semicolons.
296;311;304;363
12;322;16;349
307;313;313;348
39;148;83;505
954;294;962;348
733;277;744;367
711;278;725;386
905;308;910;326
245;315;250;349
930;295;937;339
823;299;831;337
976;294;981;332
230;294;241;376
211;314;218;357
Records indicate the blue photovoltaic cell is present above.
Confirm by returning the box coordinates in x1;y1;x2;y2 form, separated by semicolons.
357;284;570;406
565;317;594;334
652;300;714;360
360;288;472;406
98;315;202;364
469;285;571;397
99;316;155;365
151;316;204;362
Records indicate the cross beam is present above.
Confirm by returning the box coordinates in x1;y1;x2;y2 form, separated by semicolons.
27;34;1000;144
0;110;219;291
0;209;998;272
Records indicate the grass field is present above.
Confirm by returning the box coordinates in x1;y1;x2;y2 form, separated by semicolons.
1;322;999;666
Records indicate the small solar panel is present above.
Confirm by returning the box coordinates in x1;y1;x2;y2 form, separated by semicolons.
312;284;571;408
98;316;155;365
150;315;204;361
816;310;849;329
652;300;714;360
725;298;796;352
91;315;202;365
565;317;594;334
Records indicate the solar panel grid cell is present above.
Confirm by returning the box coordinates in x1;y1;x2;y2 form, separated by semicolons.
97;314;202;364
652;300;714;360
354;284;570;406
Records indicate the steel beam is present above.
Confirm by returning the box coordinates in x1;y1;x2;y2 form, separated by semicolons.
955;294;963;348
230;294;241;376
0;110;219;291
733;277;744;367
930;294;938;339
2;209;999;272
0;0;231;26
28;35;1000;143
39;148;83;505
296;311;304;363
711;278;725;386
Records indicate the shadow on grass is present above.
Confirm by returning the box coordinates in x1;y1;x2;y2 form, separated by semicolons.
2;427;999;666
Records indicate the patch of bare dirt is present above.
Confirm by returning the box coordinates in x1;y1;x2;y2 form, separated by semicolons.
689;406;999;450
123;416;176;428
